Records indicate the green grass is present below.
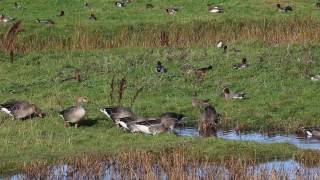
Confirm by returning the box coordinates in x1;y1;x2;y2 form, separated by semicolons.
1;44;320;175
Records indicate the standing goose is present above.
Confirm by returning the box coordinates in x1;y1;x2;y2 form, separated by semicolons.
233;58;248;69
223;88;246;99
100;106;136;129
0;100;43;119
198;104;219;136
59;97;88;128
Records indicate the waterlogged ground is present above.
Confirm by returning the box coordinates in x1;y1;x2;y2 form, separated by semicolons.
4;159;320;179
175;127;320;150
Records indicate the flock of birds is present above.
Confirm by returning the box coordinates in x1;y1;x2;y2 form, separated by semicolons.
1;1;320;137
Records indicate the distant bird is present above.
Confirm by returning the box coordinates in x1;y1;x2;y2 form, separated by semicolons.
146;3;154;9
84;1;90;7
198;104;220;136
35;18;55;25
57;10;65;17
155;61;167;74
159;112;186;125
14;2;22;9
223;88;246;100
0;15;15;23
276;4;293;12
316;2;320;8
0;100;43;119
59;97;88;128
311;74;320;81
216;41;224;48
89;13;97;20
166;7;178;14
115;1;125;7
233;58;248;69
208;5;223;13
306;129;320;138
192;92;210;107
223;45;228;54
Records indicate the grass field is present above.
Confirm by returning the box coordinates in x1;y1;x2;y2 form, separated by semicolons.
1;0;320;177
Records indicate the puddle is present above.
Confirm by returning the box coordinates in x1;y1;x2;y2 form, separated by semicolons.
174;127;320;150
4;160;320;180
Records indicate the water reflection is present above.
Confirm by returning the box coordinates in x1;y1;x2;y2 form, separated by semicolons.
174;127;320;150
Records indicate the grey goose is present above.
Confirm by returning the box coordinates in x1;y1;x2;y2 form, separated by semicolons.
223;88;246;99
100;106;136;129
198;104;220;136
0;100;43;119
59;97;88;128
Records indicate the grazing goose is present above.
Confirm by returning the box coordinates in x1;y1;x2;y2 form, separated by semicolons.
59;97;88;128
36;19;55;25
276;4;293;12
208;5;223;13
115;1;125;7
0;100;43;119
223;88;246;99
89;13;97;20
146;3;154;9
306;129;320;138
155;61;167;74
159;112;186;124
233;58;248;69
57;10;65;17
100;106;136;129
166;7;178;14
0;15;15;23
198;104;219;136
311;75;320;81
192;92;210;107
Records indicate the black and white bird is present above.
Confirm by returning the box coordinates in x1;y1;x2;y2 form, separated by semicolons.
0;15;15;23
208;5;223;13
57;10;65;17
115;1;126;7
233;58;248;69
89;13;97;20
156;61;167;74
276;4;293;12
166;7;178;14
0;100;43;119
223;88;246;100
311;74;320;81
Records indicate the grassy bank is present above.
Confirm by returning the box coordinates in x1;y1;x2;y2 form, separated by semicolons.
1;45;320;175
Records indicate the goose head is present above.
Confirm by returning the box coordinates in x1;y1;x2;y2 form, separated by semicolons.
31;104;44;118
76;97;89;105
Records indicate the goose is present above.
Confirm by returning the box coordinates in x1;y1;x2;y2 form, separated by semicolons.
0;100;43;119
115;1;125;7
146;3;154;9
311;75;320;81
208;5;223;13
0;15;15;23
306;129;320;138
192;92;210;107
155;61;167;74
128;113;185;135
100;106;136;129
35;19;55;25
57;10;65;17
59;97;88;128
276;4;293;12
198;104;220;136
166;7;178;15
223;88;246;99
233;58;248;69
216;41;224;48
89;13;97;21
